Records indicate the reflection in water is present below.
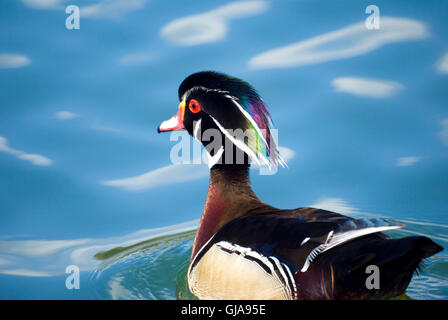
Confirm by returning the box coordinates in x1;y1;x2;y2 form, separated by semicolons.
0;207;446;300
0;220;198;280
91;222;447;300
92;229;197;300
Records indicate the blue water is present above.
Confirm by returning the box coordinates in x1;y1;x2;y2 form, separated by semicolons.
0;0;447;299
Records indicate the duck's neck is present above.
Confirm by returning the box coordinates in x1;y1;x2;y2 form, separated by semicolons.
191;164;262;260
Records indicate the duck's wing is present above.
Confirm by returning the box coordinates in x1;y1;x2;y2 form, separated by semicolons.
191;209;403;274
188;209;407;299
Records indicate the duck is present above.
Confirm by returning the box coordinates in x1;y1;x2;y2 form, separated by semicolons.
158;71;443;300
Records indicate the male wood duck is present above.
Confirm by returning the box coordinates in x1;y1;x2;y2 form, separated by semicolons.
158;71;443;300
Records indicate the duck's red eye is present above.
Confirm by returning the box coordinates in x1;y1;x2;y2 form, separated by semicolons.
189;99;201;113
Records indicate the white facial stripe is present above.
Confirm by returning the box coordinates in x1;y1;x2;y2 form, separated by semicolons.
192;117;223;168
209;115;262;166
193;119;202;141
225;95;269;148
207;146;224;168
224;95;289;170
225;95;275;168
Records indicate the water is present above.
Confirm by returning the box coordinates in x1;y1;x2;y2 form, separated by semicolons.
1;0;447;299
0;218;445;300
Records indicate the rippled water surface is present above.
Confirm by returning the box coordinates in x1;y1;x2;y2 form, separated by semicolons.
1;0;447;299
91;223;448;300
85;218;448;300
0;214;447;299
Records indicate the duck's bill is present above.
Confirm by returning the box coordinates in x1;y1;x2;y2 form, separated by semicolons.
157;101;185;132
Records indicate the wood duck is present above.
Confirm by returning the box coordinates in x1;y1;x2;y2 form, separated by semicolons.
158;71;443;300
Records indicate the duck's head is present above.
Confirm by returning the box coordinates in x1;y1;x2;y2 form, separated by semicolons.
158;71;285;169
